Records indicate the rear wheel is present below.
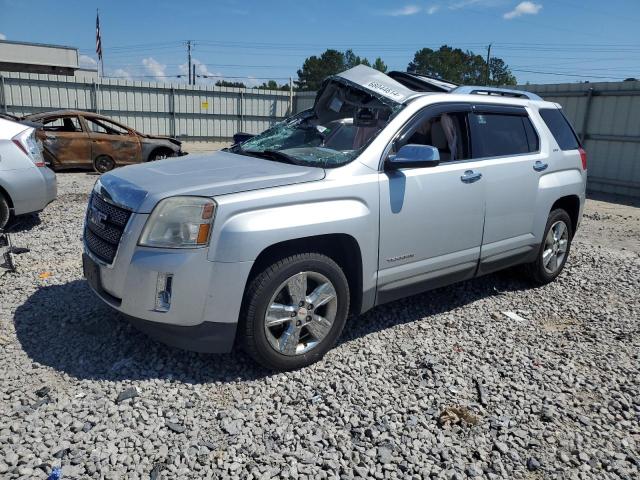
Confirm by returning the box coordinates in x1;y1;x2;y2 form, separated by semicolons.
525;208;573;285
93;155;115;174
240;253;350;371
0;193;10;230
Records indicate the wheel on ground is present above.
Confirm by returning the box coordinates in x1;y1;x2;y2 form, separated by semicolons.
93;155;115;174
525;208;573;285
241;253;350;371
0;193;10;230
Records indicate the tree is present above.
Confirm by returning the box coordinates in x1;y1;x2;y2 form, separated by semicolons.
215;80;246;88
254;80;289;91
296;49;389;91
296;49;346;91
488;57;516;86
372;57;388;73
344;49;370;69
408;45;516;86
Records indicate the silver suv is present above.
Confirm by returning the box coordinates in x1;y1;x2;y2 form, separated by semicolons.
83;66;586;370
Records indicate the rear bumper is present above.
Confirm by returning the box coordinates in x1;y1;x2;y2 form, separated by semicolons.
5;166;57;215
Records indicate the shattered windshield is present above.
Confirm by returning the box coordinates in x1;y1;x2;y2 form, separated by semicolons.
231;79;404;168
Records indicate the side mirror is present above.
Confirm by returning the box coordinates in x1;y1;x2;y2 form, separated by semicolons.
386;144;440;170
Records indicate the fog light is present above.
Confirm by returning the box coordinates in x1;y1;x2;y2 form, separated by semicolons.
155;273;173;312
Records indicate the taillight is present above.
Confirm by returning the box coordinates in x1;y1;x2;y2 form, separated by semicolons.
578;147;587;170
12;128;45;167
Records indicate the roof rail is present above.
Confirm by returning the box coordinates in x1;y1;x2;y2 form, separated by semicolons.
451;86;542;101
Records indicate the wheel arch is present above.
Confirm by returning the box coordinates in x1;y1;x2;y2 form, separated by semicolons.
245;234;363;316
0;184;14;209
147;146;175;162
550;194;580;236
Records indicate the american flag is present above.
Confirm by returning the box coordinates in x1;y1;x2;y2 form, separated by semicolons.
96;11;102;61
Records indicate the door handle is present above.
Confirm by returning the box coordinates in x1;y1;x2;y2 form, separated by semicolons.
461;170;482;183
533;161;549;172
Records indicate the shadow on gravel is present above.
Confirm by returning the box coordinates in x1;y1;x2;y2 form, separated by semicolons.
13;280;267;383
340;268;532;344
14;270;533;383
5;213;42;233
587;191;640;208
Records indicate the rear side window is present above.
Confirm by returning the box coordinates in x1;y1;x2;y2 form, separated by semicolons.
539;108;580;150
470;113;539;158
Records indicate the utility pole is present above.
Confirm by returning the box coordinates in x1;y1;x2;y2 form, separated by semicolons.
485;43;492;86
187;40;192;85
192;64;196;85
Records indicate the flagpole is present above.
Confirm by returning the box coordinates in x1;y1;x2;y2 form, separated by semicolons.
96;8;103;80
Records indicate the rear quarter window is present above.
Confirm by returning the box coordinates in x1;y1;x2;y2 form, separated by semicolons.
539;108;580;150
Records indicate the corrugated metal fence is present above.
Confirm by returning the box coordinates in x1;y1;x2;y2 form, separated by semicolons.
522;81;640;198
0;72;296;141
1;72;638;197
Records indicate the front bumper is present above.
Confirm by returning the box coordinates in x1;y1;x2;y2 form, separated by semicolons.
82;227;254;353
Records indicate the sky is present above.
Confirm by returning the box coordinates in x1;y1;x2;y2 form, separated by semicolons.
1;0;639;87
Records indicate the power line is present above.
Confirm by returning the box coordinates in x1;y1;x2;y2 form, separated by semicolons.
104;74;291;80
510;69;629;80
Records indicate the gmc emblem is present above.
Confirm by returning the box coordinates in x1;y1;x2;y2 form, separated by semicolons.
89;206;108;228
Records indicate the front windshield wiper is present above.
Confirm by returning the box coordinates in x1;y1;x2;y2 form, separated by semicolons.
242;149;301;165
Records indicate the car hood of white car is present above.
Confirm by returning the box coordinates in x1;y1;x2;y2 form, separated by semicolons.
96;150;326;213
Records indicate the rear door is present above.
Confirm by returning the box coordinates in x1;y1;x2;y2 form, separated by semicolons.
83;116;142;165
469;105;544;275
39;115;90;168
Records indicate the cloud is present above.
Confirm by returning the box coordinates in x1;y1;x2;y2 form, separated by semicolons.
112;68;132;81
142;57;167;79
503;1;542;19
79;54;97;68
0;33;6;40
386;5;421;16
449;0;506;9
426;5;440;14
178;58;231;84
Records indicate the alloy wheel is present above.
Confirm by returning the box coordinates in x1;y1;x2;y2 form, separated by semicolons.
542;220;569;274
264;271;338;356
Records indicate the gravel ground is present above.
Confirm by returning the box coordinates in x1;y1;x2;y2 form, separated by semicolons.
1;172;638;480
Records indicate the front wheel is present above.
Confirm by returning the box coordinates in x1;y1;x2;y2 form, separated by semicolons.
240;253;350;371
525;208;573;285
149;149;174;161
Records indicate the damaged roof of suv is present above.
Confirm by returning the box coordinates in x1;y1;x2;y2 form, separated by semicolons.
230;65;536;169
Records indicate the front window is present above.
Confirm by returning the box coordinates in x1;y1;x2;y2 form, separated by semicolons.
231;80;403;168
85;117;130;135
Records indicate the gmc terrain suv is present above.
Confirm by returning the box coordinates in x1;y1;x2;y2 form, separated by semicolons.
83;65;586;370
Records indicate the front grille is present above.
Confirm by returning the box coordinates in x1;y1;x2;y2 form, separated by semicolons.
84;193;132;264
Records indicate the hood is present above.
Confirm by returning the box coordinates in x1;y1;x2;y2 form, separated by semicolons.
139;133;181;146
96;150;326;213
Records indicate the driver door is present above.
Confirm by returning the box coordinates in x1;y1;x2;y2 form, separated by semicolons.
82;115;142;165
377;103;486;304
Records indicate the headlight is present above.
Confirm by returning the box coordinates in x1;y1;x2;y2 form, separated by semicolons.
139;197;216;248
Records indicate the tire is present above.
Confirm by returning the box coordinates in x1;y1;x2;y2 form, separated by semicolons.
93;155;115;174
525;208;573;285
240;253;350;371
0;193;10;230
